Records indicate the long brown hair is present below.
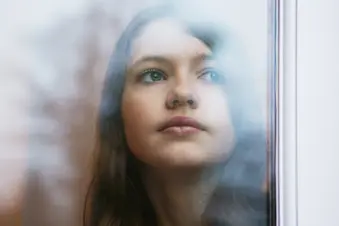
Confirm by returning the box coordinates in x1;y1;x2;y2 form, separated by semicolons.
84;5;269;226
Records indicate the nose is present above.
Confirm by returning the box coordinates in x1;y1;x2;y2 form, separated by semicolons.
165;80;199;110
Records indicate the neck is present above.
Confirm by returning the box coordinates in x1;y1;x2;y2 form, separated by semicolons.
142;165;223;226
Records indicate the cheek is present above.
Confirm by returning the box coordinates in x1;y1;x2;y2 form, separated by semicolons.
121;87;164;155
200;88;232;127
201;88;235;150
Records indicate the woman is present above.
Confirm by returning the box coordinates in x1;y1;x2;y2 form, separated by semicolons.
84;5;268;226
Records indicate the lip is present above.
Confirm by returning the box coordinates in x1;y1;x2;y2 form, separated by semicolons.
158;116;205;136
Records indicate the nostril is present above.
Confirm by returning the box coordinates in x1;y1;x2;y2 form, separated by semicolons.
173;99;180;106
187;99;194;105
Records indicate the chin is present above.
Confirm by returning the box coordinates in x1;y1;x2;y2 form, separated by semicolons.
132;141;232;169
155;150;229;169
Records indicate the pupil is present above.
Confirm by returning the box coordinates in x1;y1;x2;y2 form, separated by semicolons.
151;72;161;81
210;72;218;81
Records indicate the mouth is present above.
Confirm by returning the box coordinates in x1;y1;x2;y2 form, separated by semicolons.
158;116;205;136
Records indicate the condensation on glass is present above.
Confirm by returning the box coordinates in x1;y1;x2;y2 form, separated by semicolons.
0;0;279;225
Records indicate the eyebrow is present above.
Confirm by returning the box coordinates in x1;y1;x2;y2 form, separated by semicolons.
191;53;215;65
130;53;215;68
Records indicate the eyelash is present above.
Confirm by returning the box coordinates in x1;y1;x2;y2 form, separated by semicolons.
139;68;167;84
198;67;226;84
138;67;225;84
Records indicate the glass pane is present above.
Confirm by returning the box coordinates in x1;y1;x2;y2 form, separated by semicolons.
0;0;278;225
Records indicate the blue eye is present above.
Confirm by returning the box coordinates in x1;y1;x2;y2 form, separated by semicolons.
199;68;225;84
140;69;166;83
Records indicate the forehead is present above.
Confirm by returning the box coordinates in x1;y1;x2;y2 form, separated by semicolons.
129;18;212;64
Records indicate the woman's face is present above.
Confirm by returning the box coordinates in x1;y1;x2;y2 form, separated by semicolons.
122;18;234;168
